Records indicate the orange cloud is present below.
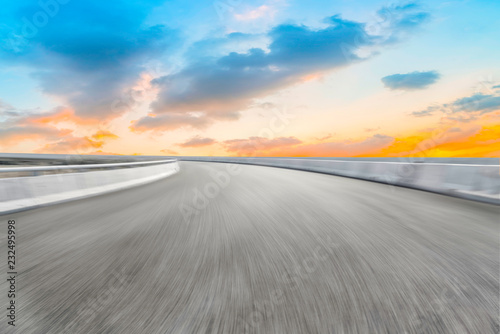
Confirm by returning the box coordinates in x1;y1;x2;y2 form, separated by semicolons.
36;136;104;154
222;134;394;157
28;107;100;126
0;127;73;147
416;124;500;157
364;123;500;158
87;150;122;156
34;130;120;154
91;130;119;141
27;108;73;124
219;120;500;158
161;149;179;155
223;136;302;156
301;73;322;82
280;134;394;157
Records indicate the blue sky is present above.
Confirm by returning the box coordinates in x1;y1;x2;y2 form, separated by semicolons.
0;0;499;156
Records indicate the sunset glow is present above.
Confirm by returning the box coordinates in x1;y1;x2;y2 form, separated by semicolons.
1;0;499;157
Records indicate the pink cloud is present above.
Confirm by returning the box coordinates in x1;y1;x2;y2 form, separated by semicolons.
178;136;217;147
223;136;302;155
234;5;276;21
222;134;394;157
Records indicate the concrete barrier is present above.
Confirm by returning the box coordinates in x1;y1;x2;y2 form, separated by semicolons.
0;160;179;214
180;157;499;205
1;156;497;213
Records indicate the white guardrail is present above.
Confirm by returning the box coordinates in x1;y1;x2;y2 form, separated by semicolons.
0;160;179;214
181;157;500;205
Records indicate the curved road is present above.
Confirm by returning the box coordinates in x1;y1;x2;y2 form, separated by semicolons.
1;162;498;333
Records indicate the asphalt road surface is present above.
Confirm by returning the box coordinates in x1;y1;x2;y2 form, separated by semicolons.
1;162;498;333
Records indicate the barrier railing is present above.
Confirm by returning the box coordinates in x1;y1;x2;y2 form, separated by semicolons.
180;157;500;205
0;159;177;178
0;159;180;214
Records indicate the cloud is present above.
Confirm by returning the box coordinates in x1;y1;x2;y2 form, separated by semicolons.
381;70;440;90
24;107;99;126
223;136;302;155
410;105;441;117
370;124;500;158
447;93;500;114
234;5;277;21
86;150;121;156
0;102;118;153
0;125;69;146
0;1;178;120
134;3;429;131
315;133;335;141
492;85;500;89
0;99;20;122
411;92;500;118
0;103;73;146
0;99;14;112
221;134;394;156
375;3;430;43
221;124;500;158
150;15;373;119
161;149;179;155
287;134;394;157
130;113;211;132
183;32;266;63
36;135;104;154
91;130;119;141
178;136;216;147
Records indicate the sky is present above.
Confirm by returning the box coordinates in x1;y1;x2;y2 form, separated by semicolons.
0;0;499;157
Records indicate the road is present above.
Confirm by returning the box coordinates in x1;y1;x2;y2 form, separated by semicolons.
1;162;498;333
